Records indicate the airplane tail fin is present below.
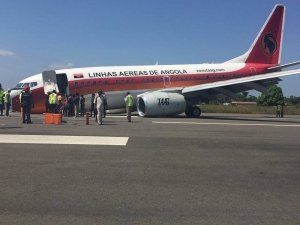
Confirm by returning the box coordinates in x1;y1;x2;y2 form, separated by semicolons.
227;5;285;65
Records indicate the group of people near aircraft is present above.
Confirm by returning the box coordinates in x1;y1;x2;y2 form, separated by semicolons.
45;91;86;118
44;90;133;125
4;83;133;125
91;90;133;125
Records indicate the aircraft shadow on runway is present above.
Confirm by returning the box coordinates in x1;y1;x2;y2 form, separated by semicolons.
162;113;300;124
199;115;300;124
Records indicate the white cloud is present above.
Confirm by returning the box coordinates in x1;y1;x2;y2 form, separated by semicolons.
0;49;15;57
49;63;75;69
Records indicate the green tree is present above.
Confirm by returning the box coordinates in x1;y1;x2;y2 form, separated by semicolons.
257;85;284;106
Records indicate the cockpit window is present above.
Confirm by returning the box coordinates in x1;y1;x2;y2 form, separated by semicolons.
13;82;37;90
15;83;23;88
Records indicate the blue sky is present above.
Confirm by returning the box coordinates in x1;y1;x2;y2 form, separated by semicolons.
1;0;299;96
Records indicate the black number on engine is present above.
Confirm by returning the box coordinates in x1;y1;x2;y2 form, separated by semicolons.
158;98;170;105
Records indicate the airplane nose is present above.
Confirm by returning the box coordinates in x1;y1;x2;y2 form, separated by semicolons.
10;90;22;112
10;89;22;98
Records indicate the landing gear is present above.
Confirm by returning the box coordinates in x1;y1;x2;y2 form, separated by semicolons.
185;106;201;118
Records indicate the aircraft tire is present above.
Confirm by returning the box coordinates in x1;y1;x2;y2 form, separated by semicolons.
191;106;201;118
185;106;201;118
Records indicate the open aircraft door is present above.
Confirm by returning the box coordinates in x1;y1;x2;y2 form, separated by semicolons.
42;70;59;94
56;73;69;96
42;70;69;95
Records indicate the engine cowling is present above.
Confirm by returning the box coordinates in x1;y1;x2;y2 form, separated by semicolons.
137;91;186;117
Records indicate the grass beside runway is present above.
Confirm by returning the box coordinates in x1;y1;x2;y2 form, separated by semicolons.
200;104;300;115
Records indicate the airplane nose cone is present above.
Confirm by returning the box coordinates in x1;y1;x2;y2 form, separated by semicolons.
10;89;22;99
10;89;22;112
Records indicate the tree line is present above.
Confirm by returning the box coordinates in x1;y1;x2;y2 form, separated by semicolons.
208;85;300;106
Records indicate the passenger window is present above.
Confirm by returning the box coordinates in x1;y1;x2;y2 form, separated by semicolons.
30;82;37;87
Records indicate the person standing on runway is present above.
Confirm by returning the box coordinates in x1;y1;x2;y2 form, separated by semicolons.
20;86;34;123
4;89;11;117
125;91;134;122
94;90;105;125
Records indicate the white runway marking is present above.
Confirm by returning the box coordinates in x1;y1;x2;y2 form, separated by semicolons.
106;115;138;118
0;134;128;146
152;121;300;127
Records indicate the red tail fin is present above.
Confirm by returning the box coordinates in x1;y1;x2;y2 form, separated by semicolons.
245;5;285;65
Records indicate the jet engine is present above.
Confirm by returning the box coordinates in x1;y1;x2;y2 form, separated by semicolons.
137;91;186;117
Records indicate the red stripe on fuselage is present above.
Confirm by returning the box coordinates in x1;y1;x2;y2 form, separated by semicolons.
12;65;269;113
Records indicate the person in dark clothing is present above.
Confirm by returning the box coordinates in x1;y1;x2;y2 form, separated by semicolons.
20;86;34;123
80;95;85;117
67;95;74;117
90;93;95;117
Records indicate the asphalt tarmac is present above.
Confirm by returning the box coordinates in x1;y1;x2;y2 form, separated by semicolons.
0;113;300;225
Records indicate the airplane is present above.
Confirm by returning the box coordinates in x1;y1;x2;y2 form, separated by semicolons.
10;4;300;117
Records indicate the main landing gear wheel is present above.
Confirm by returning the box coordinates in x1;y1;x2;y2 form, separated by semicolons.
185;106;201;118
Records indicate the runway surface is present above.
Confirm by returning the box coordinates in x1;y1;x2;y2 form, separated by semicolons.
0;113;300;225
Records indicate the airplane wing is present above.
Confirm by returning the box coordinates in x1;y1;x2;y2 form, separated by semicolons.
181;68;300;100
267;60;300;71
